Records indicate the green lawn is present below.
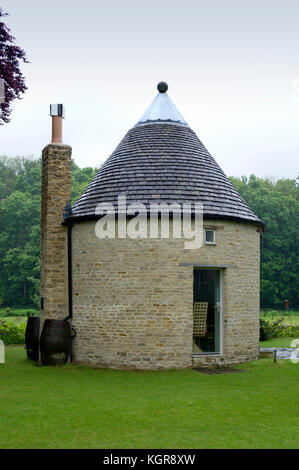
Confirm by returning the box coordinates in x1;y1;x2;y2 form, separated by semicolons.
1;347;299;449
0;307;38;318
0;316;28;325
261;310;299;326
259;310;299;348
259;337;298;348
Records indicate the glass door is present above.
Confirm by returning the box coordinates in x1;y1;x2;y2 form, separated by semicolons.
193;268;222;354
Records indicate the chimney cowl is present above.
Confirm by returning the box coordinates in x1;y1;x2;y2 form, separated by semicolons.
50;103;65;118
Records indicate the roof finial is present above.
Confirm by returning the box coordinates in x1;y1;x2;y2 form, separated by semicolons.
157;82;168;93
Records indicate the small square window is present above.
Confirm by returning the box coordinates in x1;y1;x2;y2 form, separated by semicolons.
205;229;216;244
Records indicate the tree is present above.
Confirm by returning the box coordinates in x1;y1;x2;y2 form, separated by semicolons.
230;175;299;309
0;156;97;306
0;190;40;306
71;160;98;203
0;7;28;124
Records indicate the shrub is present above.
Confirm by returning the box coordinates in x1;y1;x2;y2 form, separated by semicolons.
273;321;298;338
260;318;275;341
0;320;25;345
260;318;299;341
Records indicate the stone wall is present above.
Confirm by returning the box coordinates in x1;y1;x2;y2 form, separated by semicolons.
40;144;72;329
71;219;261;369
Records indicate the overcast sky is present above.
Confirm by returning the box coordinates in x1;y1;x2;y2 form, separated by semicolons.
1;0;298;179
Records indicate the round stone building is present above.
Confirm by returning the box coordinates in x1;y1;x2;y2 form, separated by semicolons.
40;83;265;369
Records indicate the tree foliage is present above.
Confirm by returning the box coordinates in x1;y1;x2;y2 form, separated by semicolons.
229;175;299;309
0;7;28;124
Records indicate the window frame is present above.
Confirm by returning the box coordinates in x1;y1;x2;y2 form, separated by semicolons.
204;229;216;245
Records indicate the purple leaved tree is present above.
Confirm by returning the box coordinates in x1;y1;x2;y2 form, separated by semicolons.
0;7;29;125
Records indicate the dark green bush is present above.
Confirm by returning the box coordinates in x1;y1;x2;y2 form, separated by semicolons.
0;320;25;345
260;318;275;341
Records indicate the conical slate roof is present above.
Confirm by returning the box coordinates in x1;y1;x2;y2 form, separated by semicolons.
71;83;264;227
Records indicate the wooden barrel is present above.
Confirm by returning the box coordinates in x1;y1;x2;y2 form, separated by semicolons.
40;320;75;366
25;316;40;361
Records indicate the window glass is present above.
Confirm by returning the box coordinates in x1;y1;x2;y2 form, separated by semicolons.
205;229;215;243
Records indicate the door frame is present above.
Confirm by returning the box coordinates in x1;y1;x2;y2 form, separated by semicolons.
192;267;224;356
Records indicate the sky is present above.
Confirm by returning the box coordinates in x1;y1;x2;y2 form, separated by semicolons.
1;0;298;179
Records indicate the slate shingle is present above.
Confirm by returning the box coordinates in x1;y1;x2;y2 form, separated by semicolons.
70;123;264;227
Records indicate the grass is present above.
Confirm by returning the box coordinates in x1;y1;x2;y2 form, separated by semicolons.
0;307;38;318
259;337;298;348
259;310;299;348
0;316;28;325
261;310;299;326
1;347;299;449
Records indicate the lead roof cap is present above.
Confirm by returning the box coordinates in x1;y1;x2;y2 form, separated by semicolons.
136;82;188;127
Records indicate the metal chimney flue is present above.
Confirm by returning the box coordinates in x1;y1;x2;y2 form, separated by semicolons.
50;104;65;143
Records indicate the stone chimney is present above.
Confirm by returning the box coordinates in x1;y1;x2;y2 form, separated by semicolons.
40;104;72;327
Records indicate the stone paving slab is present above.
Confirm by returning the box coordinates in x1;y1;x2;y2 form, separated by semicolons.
260;347;299;359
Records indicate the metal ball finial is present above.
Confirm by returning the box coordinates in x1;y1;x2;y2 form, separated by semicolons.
157;82;168;93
